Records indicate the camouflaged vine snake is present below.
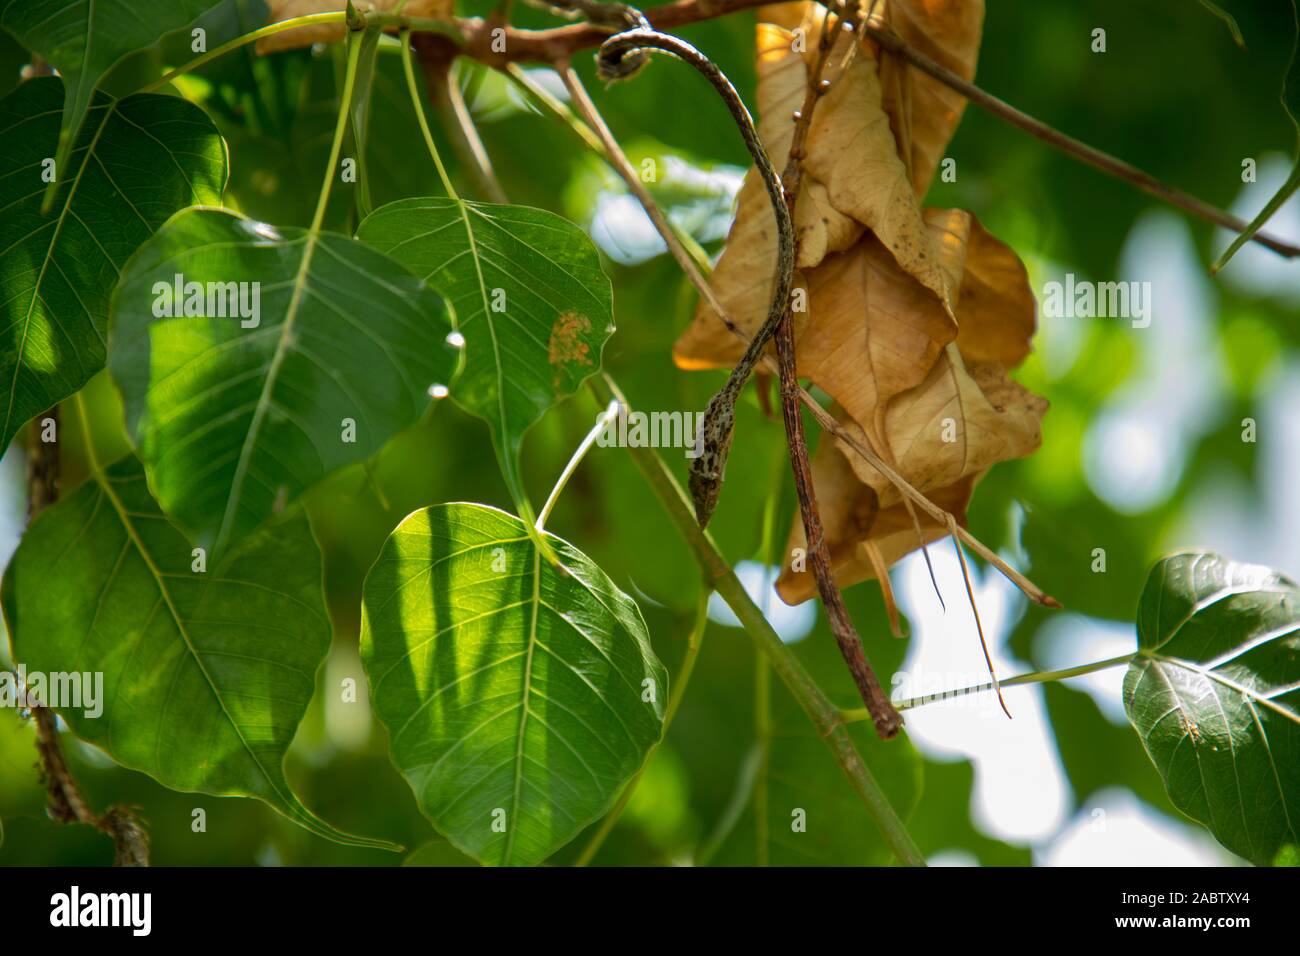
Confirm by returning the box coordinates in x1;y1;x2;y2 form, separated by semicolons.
540;0;796;526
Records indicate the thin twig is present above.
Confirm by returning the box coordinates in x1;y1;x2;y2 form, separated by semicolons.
418;42;509;203
556;62;722;302
946;512;1009;718
841;653;1135;719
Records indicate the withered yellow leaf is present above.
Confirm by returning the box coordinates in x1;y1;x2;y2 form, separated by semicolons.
800;28;951;310
758;1;814;31
674;5;1044;603
795;230;952;450
874;0;985;197
776;211;1043;604
675;19;954;371
674;23;861;371
777;351;1046;604
775;407;979;604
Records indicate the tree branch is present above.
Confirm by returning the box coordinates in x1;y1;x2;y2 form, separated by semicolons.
768;10;901;737
452;0;774;65
417;38;509;203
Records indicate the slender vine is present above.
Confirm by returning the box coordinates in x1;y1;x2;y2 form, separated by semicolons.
595;26;795;530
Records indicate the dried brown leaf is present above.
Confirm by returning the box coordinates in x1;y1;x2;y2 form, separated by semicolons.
777;351;1045;603
776;212;1044;604
874;0;985;196
672;5;1044;604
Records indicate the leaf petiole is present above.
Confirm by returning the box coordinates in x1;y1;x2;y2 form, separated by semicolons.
398;30;459;201
536;399;620;532
310;25;364;234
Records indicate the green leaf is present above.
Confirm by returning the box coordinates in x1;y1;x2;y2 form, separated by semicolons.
1212;0;1298;272
0;453;396;850
0;0;221;197
0;77;225;452
109;206;462;556
360;502;666;866
357;198;614;520
1124;551;1300;866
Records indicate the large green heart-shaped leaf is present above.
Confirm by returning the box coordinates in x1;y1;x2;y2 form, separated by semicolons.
1124;551;1300;866
361;502;666;866
0;77;225;452
109;206;462;556
0;0;221;191
357;198;614;520
1;453;396;850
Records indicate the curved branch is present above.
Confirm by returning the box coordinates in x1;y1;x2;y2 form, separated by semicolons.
596;27;793;527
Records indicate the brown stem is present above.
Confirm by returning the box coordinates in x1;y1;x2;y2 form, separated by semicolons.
450;0;774;65
26;407;58;521
22;407;150;866
771;12;900;738
774;316;899;737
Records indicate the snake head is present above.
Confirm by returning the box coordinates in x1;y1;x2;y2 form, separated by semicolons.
687;394;736;528
596;28;654;82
